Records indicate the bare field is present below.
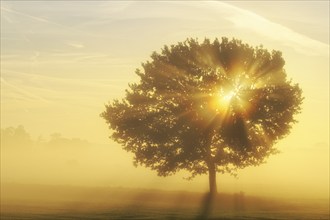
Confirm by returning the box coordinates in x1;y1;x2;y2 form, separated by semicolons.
1;183;329;220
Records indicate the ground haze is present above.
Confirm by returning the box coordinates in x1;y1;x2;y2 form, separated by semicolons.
1;183;328;219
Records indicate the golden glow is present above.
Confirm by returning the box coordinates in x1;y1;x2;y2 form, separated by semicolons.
1;0;328;204
216;89;235;115
214;73;250;117
221;90;236;103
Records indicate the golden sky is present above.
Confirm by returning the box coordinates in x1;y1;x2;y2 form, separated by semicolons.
1;1;329;200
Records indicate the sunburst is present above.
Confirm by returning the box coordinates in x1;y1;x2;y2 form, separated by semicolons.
214;73;251;116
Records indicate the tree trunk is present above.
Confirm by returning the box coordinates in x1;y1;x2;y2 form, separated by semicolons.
208;162;217;195
197;162;217;219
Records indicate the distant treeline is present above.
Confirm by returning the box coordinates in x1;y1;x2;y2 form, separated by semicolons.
1;125;90;148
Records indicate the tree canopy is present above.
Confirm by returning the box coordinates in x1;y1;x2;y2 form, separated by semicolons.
101;38;303;180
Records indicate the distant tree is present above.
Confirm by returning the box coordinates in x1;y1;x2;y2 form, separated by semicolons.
48;133;90;148
1;125;33;147
101;38;303;196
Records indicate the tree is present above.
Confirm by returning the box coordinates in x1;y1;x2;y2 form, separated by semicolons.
101;38;303;196
1;125;33;148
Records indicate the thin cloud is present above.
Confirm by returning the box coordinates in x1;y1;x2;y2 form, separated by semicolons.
2;69;129;86
1;77;51;104
67;42;85;49
158;1;328;56
1;6;50;23
1;69;128;107
0;5;99;37
216;2;329;56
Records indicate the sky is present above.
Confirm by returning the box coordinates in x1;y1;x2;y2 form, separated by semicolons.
1;1;329;200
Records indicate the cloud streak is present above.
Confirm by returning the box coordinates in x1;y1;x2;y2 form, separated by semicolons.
213;1;329;56
1;77;51;104
67;42;85;49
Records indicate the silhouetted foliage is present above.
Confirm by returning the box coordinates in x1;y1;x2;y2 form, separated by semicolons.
1;125;33;148
102;38;303;193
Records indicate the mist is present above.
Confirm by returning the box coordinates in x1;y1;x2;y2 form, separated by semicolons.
1;126;147;187
1;0;329;219
2;127;328;218
1;126;328;198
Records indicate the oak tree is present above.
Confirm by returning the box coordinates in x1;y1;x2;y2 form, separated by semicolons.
101;38;303;195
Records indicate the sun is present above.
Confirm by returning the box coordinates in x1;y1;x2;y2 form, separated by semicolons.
218;90;234;108
214;74;253;116
223;91;236;102
217;84;241;109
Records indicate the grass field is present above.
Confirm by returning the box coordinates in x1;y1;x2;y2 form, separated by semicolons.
1;183;329;220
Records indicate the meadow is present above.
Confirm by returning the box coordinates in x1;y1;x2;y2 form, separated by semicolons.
1;183;328;219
